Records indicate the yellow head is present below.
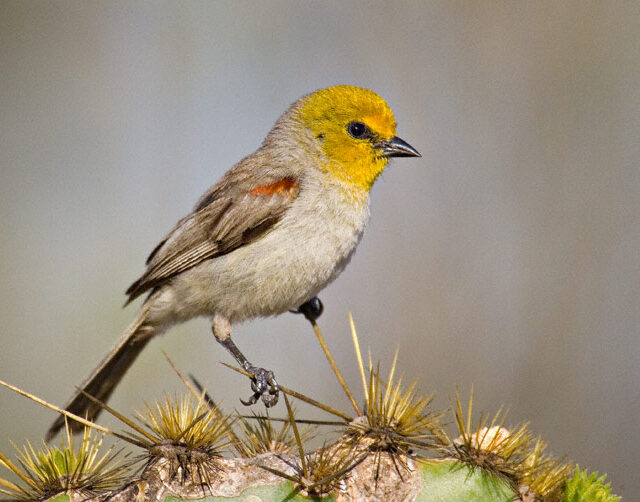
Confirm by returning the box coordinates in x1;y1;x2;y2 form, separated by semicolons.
295;85;420;191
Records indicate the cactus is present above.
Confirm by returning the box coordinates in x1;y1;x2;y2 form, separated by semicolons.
0;317;618;501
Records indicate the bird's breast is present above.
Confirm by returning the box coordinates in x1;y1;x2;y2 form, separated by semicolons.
160;180;371;324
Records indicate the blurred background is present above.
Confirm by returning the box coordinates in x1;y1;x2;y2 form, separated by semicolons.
1;1;638;497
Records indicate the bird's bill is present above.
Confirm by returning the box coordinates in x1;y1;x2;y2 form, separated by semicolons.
376;136;421;158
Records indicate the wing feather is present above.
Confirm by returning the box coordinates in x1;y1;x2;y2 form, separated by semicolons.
125;177;299;304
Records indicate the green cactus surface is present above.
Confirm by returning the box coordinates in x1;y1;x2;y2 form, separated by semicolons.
563;467;620;502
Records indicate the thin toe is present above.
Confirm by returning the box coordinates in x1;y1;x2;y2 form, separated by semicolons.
242;365;279;407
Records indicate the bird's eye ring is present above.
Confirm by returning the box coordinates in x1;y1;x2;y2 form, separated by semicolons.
347;121;368;139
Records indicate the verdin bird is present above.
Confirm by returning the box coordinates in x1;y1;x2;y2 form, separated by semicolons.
47;85;420;439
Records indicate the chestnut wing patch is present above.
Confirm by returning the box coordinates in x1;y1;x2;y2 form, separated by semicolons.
250;177;299;196
125;178;299;304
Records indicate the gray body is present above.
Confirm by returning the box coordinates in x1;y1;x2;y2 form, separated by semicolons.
47;104;371;438
46;85;419;439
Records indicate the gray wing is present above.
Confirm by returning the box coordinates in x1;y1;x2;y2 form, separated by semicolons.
125;177;299;304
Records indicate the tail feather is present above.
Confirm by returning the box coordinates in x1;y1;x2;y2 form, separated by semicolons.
46;309;155;441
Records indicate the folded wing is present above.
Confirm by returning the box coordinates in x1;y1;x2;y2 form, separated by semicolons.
125;176;300;304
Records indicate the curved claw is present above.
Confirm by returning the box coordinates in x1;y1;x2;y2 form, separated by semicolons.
240;365;279;407
262;375;279;407
240;393;260;406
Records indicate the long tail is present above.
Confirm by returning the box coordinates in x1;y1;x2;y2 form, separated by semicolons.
46;308;155;440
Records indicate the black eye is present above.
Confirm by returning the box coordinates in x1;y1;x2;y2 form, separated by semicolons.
347;121;367;139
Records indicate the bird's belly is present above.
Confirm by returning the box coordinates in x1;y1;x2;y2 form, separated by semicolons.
162;196;369;323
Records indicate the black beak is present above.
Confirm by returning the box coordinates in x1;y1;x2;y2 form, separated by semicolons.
376;136;421;158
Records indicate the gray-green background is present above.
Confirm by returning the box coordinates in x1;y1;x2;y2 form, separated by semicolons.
1;1;638;497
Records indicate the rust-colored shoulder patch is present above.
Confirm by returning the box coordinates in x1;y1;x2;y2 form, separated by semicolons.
250;177;299;196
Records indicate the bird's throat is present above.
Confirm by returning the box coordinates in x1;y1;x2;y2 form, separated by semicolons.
324;156;387;193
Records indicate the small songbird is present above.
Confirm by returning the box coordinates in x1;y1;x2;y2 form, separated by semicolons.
47;85;420;439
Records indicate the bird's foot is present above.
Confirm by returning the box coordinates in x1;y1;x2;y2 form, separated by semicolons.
291;296;324;322
240;363;279;407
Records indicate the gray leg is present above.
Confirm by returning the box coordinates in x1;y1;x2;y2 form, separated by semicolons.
212;314;279;407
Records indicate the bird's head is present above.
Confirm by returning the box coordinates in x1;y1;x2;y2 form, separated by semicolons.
294;85;420;191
